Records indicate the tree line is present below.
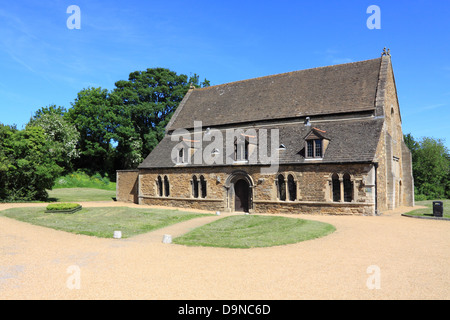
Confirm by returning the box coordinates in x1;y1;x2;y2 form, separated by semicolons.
404;134;450;200
0;68;209;201
1;66;448;202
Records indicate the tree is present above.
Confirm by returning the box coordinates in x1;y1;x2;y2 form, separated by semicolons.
111;68;209;170
404;134;450;199
28;105;80;173
65;87;116;176
0;124;62;201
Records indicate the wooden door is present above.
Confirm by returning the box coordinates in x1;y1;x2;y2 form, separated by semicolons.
234;179;249;212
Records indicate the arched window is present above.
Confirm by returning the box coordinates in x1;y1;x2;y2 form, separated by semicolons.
157;176;163;197
192;175;199;198
332;173;340;202
200;175;207;198
288;174;297;201
164;176;170;197
343;173;353;203
278;174;286;201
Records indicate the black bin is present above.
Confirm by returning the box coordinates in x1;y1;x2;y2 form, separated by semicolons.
433;201;443;217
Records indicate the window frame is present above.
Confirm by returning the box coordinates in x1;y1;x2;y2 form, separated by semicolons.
305;139;323;159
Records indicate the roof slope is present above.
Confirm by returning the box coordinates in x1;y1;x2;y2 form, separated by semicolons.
139;118;384;169
167;58;382;131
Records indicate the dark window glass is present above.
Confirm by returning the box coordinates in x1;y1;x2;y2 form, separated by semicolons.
315;140;322;158
343;173;353;202
244;139;249;160
332;173;340;202
164;176;170;197
307;140;314;158
157;176;163;197
278;174;286;201
192;176;199;198
288;174;297;201
200;176;207;198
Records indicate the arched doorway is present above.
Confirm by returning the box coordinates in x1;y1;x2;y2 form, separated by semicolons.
224;170;254;213
234;179;250;212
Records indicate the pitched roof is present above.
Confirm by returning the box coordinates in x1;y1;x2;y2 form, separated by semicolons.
138;118;384;169
167;58;382;131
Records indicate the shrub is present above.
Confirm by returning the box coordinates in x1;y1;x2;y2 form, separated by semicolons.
46;203;81;211
414;194;428;201
0;124;62;201
53;170;116;190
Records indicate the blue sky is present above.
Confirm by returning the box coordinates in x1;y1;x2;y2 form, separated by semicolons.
1;0;449;148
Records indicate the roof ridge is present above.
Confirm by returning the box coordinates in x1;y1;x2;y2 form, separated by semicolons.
194;57;382;91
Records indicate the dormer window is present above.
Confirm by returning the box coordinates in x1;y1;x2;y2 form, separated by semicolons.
306;139;322;158
305;128;328;159
234;138;250;161
178;148;185;163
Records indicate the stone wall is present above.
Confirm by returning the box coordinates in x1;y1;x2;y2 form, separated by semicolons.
116;170;139;203
375;56;414;211
138;162;377;215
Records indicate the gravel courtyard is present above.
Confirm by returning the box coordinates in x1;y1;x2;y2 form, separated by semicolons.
1;202;449;300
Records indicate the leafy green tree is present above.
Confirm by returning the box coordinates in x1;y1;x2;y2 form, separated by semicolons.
111;68;209;170
65;87;115;176
404;134;450;199
0;124;62;201
28;105;80;173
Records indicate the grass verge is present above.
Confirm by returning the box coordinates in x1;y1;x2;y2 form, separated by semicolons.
0;207;208;238
53;171;116;191
47;188;116;202
404;199;450;219
173;215;335;248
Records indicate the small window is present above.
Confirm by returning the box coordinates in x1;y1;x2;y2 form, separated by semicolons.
164;176;170;197
192;175;199;198
343;173;353;202
315;140;322;158
332;173;340;202
200;175;207;198
244;139;249;160
234;138;250;161
288;174;297;201
307;140;314;158
277;174;286;201
306;139;323;158
157;176;163;197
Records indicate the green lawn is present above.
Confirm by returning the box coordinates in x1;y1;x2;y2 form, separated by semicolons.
47;188;116;202
0;206;208;238
404;199;450;218
173;215;336;248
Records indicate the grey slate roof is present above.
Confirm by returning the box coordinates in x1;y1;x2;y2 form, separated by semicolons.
138;118;384;169
167;58;382;131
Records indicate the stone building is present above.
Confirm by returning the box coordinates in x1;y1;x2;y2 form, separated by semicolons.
117;52;414;215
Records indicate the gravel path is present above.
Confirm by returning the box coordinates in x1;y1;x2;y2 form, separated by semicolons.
1;202;449;300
